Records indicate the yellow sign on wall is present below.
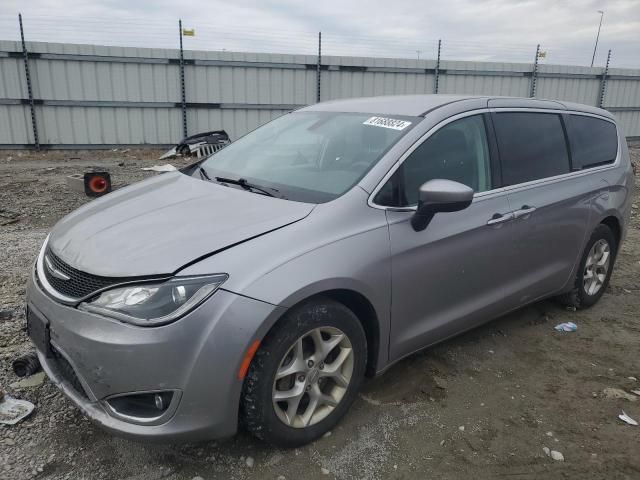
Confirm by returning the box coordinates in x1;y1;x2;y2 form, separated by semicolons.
182;29;195;37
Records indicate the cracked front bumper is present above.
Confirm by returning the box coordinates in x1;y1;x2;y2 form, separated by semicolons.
26;267;285;442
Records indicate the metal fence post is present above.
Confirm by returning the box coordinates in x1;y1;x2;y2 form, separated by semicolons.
18;14;39;150
316;32;322;103
178;19;188;139
598;49;611;108
530;44;540;98
434;39;441;94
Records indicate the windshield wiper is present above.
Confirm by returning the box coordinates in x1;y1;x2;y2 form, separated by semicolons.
214;176;281;198
198;166;213;181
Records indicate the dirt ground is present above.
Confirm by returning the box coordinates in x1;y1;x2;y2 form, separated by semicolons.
1;145;639;480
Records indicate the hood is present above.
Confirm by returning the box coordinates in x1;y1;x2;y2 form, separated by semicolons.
49;172;315;277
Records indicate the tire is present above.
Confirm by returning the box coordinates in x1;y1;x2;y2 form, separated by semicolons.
177;144;191;156
241;297;367;447
558;224;617;309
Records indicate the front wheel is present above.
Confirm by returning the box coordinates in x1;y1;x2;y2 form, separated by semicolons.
241;298;367;447
558;224;617;309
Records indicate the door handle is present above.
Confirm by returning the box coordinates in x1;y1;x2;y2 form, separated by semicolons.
513;205;537;219
487;212;514;225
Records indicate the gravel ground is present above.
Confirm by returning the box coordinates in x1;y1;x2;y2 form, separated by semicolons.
1;145;639;480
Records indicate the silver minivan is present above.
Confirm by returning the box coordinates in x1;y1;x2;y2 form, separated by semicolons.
26;95;633;446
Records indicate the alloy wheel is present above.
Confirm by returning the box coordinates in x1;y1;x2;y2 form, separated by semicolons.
272;326;354;428
583;239;611;296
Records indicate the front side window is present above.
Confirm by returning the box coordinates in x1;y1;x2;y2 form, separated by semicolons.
566;114;618;169
375;114;493;207
493;112;570;185
198;111;419;203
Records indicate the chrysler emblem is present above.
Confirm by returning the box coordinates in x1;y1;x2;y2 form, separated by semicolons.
44;255;71;281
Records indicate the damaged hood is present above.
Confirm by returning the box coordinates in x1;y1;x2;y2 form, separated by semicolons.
48;172;315;277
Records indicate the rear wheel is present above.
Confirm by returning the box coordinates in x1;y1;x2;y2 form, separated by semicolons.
241;298;367;447
558;224;617;309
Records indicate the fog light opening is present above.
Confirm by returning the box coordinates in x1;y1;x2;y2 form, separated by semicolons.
106;391;174;420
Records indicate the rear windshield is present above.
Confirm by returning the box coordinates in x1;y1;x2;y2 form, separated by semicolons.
198;111;419;203
566;115;618;169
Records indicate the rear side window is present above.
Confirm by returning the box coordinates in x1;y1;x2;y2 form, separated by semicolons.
493;112;570;185
566;115;618;169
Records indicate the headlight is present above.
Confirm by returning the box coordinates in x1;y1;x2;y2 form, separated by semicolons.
78;274;228;326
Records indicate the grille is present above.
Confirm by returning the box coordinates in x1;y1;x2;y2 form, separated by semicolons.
195;142;228;158
51;346;89;400
42;248;126;299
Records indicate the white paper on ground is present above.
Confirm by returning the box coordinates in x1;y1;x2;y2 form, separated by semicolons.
619;411;639;426
0;395;35;425
141;164;177;172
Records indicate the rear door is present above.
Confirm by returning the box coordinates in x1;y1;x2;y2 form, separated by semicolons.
491;110;596;306
375;113;514;362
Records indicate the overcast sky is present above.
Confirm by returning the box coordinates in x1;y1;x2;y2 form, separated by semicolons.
1;0;638;67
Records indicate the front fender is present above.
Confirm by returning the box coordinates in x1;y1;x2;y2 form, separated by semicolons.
232;224;392;371
179;187;392;370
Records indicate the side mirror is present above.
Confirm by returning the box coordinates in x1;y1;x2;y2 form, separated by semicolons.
411;179;474;231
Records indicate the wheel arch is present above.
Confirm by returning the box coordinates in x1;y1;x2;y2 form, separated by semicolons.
239;288;380;446
258;287;383;378
320;289;380;377
600;215;621;249
561;212;624;295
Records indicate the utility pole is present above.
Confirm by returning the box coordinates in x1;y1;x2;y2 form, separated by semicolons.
591;10;604;67
316;32;322;103
434;40;441;94
179;19;187;139
598;49;611;108
19;14;39;150
530;44;541;98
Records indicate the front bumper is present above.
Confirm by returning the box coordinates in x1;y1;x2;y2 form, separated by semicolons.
26;267;285;442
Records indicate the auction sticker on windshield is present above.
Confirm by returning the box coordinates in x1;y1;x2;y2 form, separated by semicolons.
363;116;412;130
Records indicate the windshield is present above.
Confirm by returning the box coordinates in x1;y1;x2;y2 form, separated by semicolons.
198;111;419;203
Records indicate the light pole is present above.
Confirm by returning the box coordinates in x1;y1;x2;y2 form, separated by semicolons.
591;10;604;67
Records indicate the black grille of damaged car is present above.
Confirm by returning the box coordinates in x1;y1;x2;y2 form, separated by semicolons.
43;248;127;299
51;346;89;400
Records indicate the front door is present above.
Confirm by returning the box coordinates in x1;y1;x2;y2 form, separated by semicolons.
373;113;514;362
